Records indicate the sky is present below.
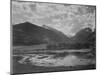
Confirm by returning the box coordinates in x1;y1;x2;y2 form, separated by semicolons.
12;0;96;37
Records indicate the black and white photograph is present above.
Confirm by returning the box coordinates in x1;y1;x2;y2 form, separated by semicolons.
11;0;96;74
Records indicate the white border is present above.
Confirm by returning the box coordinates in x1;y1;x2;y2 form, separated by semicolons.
0;0;100;75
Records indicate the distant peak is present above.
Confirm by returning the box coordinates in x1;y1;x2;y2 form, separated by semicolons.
13;21;32;25
42;25;57;30
22;22;33;25
14;22;39;27
42;25;50;29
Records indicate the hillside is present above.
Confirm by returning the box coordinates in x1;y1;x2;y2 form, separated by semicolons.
13;22;69;46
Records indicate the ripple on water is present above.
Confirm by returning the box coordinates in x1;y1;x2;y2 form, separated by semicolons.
18;54;95;67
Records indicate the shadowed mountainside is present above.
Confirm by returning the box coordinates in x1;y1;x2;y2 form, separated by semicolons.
13;22;69;46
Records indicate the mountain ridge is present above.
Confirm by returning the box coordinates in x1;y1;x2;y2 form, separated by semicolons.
13;21;95;48
13;22;69;46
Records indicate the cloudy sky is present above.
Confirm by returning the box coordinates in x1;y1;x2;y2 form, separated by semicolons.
12;0;96;37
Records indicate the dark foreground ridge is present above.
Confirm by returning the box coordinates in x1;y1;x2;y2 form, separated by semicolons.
13;22;69;46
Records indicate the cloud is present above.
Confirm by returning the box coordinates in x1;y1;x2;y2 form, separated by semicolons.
12;1;96;36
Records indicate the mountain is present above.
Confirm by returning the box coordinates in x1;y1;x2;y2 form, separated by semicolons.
13;22;69;46
72;28;93;44
42;25;70;41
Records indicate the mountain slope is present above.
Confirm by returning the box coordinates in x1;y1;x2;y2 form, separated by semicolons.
13;22;69;46
72;28;93;43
